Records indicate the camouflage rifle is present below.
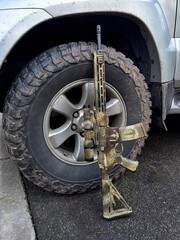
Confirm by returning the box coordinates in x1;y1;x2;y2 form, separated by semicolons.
82;25;147;220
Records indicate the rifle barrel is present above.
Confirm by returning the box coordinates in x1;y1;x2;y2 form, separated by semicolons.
97;25;101;50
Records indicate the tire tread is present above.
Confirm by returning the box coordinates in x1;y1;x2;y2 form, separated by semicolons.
3;42;151;193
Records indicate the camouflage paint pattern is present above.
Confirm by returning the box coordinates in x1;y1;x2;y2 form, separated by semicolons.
82;25;147;220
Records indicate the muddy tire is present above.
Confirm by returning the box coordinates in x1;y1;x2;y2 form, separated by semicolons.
3;42;151;194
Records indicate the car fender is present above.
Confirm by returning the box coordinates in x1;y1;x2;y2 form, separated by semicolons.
0;0;177;83
0;8;52;69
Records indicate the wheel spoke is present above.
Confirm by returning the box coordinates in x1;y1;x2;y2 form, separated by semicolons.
44;79;126;165
49;120;74;148
106;98;123;117
73;134;85;161
52;94;78;119
78;82;95;108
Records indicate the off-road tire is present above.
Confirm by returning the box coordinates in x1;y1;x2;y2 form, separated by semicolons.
3;42;151;194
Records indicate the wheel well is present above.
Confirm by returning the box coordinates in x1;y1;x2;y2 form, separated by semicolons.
0;13;160;112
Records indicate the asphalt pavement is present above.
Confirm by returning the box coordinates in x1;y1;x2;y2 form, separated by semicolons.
24;115;180;240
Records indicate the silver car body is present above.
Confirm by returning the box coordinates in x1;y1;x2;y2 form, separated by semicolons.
0;0;179;83
0;0;179;114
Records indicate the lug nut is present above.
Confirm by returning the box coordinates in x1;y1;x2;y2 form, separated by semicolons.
71;124;77;131
80;132;84;137
73;112;79;118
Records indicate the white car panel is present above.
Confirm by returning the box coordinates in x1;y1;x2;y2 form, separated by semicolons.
0;9;52;69
0;0;177;84
174;39;180;86
175;0;180;37
158;0;177;37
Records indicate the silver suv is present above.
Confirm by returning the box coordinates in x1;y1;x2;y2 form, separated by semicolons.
0;0;179;193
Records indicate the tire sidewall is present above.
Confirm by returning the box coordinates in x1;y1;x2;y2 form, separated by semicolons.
26;61;142;185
